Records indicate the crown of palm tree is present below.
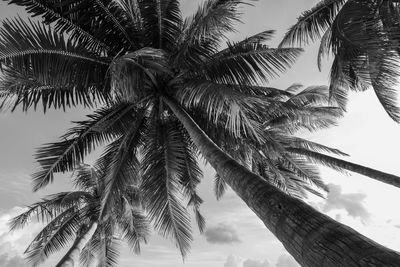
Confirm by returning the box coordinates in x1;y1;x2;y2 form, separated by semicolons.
280;0;400;122
3;1;400;266
0;0;351;259
10;164;149;267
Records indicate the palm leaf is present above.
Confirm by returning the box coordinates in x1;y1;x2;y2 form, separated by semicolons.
175;79;265;141
96;233;120;267
25;208;81;266
214;173;227;200
0;17;110;111
0;66;106;112
181;0;246;44
9;192;81;230
142;118;192;258
140;0;182;50
5;0;110;54
280;0;346;47
98;113;146;219
6;0;139;53
0;17;109;65
32;103;135;191
119;207;149;254
199;44;303;84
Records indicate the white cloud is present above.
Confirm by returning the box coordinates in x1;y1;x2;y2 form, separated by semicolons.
276;254;300;267
205;223;241;244
323;184;370;222
224;254;299;267
0;243;25;267
224;255;243;267
0;206;43;266
243;258;272;267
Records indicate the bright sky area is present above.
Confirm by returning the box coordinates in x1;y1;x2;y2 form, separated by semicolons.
0;1;399;267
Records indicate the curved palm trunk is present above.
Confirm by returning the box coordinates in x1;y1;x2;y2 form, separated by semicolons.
288;147;400;188
56;222;98;267
164;97;400;267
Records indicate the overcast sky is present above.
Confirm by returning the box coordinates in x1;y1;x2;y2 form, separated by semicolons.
0;1;400;267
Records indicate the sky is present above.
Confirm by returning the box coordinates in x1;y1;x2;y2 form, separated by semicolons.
0;0;400;267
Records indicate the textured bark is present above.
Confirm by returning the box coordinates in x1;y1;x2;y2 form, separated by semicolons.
164;96;400;267
289;147;400;189
56;222;98;267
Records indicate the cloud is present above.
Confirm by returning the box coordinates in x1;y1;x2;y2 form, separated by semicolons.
276;254;300;267
205;223;241;244
0;206;43;266
0;244;25;267
224;255;298;267
243;259;272;267
323;184;370;221
224;255;243;267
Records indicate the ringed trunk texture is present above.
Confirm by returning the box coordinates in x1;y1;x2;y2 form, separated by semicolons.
288;148;400;189
164;97;400;267
56;222;98;267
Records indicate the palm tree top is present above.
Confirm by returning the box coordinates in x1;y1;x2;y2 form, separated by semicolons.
10;164;149;266
0;0;344;260
280;0;400;122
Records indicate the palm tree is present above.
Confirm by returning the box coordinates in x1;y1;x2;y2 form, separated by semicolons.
279;0;400;188
10;164;149;267
1;0;400;266
280;0;400;121
207;84;400;191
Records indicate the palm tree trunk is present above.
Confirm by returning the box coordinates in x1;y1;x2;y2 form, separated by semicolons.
163;96;400;267
288;147;400;188
56;222;98;267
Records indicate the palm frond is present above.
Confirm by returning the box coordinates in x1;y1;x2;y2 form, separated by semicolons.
119;208;149;254
214;173;227;200
264;87;343;134
368;51;400;122
280;0;346;47
32;103;135;191
140;0;182;50
287;147;350;174
9;192;80;230
0;17;109;65
25;208;81;266
328;56;350;110
109;47;171;101
72;164;99;192
181;0;246;45
5;0;110;54
173;0;248;68
4;0;139;53
286;137;348;156
98;113;145;219
235;30;276;46
172;126;205;233
0;66;107;112
96;234;120;267
175;79;265;141
199;44;303;85
92;0;138;49
80;238;97;267
317;27;332;71
0;17;110;111
116;0;144;32
280;153;328;192
142;119;192;258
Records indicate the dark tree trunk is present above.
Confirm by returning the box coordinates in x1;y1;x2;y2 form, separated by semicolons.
288;147;400;189
164;96;400;267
